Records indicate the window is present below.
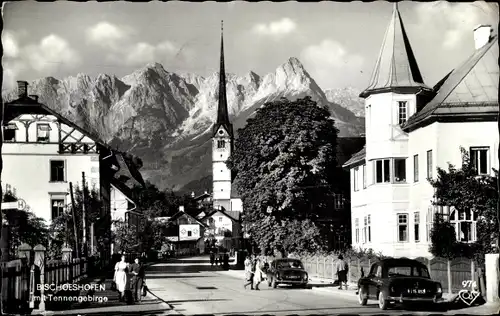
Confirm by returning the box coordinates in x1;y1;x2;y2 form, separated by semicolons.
333;194;344;209
187;231;192;237
3;123;17;142
414;212;420;242
50;160;65;182
398;101;408;125
375;159;390;183
37;123;51;142
355;218;359;243
217;140;225;148
413;155;419;182
367;215;371;242
362;164;367;188
449;209;478;242
394;158;406;183
51;197;65;220
470;147;489;175
426;150;433;179
397;213;409;242
363;216;367;243
353;167;359;191
219;217;223;222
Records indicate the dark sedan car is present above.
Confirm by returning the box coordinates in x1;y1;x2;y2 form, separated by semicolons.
267;258;309;289
356;258;443;310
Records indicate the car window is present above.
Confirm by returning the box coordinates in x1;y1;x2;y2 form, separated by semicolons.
387;265;430;278
277;260;303;269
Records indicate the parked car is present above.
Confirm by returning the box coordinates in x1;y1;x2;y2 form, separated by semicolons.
357;258;443;310
267;258;309;289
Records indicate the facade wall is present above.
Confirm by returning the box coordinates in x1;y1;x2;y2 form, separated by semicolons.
351;117;499;258
230;198;243;212
212;127;232;202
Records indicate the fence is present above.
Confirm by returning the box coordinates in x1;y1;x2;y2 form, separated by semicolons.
1;243;104;314
300;254;484;295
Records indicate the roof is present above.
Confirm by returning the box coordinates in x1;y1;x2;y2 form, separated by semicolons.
114;153;145;188
168;210;207;227
336;137;366;166
360;3;431;98
4;94;110;150
202;208;241;222
342;146;366;169
378;258;426;267
193;192;211;201
404;35;499;131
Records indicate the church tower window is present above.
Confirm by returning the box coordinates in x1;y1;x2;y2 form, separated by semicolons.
398;101;408;125
217;140;226;148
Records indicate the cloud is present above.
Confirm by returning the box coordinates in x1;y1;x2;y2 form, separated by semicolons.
416;1;498;50
2;31;20;58
86;21;193;67
2;60;27;91
253;18;297;37
300;39;364;89
24;34;82;73
86;21;131;49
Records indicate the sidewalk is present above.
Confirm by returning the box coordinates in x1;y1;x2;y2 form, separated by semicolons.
30;262;176;316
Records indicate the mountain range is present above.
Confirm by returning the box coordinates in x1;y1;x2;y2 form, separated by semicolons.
3;57;366;192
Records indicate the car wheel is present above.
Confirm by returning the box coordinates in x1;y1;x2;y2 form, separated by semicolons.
272;279;278;289
358;287;368;306
378;291;388;310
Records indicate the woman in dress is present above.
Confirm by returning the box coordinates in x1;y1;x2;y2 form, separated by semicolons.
243;255;254;290
253;257;264;291
114;255;129;301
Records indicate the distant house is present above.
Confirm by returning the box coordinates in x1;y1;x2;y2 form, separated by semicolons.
191;191;212;209
344;5;498;258
2;81;145;259
164;207;207;255
201;208;242;250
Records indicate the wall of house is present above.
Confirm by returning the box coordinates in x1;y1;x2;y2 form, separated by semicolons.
211;211;234;238
110;186;129;222
230;198;243;212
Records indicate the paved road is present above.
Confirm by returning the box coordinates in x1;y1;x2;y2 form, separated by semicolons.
145;256;457;315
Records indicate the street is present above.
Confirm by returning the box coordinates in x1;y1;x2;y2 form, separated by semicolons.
144;256;463;316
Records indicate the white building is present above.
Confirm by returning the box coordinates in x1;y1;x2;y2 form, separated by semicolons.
211;24;243;213
343;4;499;258
2;81;145;254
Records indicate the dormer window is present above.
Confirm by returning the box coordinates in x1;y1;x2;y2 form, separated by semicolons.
398;101;408;125
37;123;51;142
3;123;18;142
217;140;226;148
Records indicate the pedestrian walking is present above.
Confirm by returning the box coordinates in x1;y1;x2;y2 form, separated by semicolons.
113;255;130;302
130;257;145;303
336;254;349;290
253;257;264;291
210;251;215;266
243;256;254;290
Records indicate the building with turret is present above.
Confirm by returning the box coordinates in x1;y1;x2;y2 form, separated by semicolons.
343;4;498;258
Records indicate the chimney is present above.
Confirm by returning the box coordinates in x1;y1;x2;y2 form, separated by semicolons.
204;190;208;195
179;206;185;212
473;25;493;50
191;192;195;198
17;81;28;98
29;95;39;102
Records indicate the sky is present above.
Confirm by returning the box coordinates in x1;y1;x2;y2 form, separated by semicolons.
2;1;498;93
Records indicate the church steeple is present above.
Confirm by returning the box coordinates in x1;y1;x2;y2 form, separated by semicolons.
360;2;431;98
213;20;233;137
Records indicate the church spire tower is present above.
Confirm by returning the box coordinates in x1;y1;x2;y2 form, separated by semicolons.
212;20;234;212
213;20;233;138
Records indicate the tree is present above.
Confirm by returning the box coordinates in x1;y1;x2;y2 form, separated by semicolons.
429;213;457;259
49;184;103;258
429;148;499;261
228;97;340;254
2;190;49;258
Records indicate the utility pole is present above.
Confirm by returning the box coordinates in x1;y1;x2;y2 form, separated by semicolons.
69;182;80;259
81;172;87;258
